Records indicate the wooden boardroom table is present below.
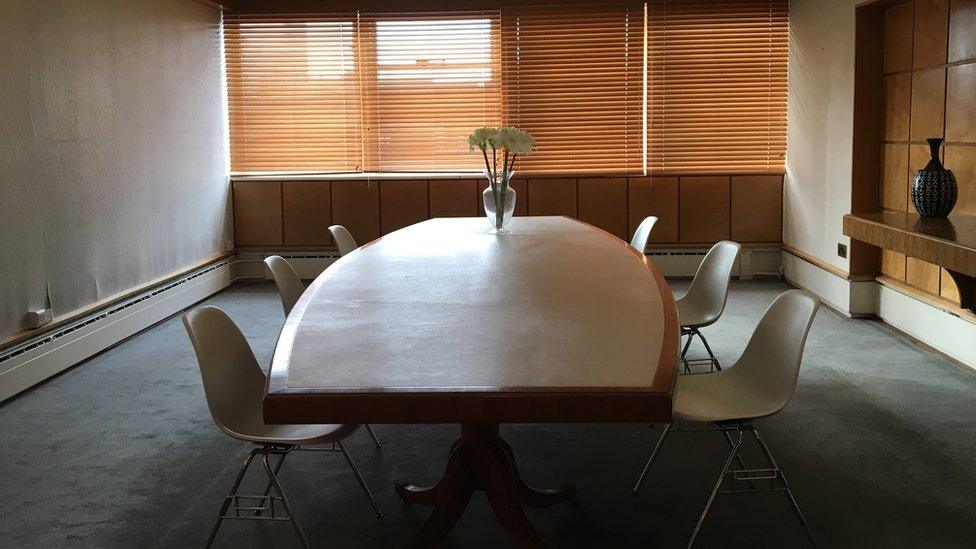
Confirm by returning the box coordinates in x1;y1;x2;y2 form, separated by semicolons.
265;216;679;547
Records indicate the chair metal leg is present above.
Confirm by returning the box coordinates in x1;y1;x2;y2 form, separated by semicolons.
338;440;384;518
261;450;310;549
696;330;722;371
206;449;259;548
688;425;743;548
632;422;672;496
254;450;288;515
720;427;754;490
364;424;382;449
752;427;816;547
680;331;694;373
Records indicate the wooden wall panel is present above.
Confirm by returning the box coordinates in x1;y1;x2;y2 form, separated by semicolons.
679;176;730;243
331;181;380;245
906;256;942;293
913;0;950;69
527;178;577;217
948;0;976;62
578;178;627;239
628;177;678;243
946;145;976;213
731;175;782;242
941;268;961;303
233;181;282;246
884;1;914;73
946;63;976;142
380;180;429;235
883;73;912;140
882;144;909;211
430;179;478;217
882;249;907;280
909;67;947;141
478;178;528;216
283;181;331;246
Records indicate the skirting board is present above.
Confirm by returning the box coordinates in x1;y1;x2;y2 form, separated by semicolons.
782;248;976;371
0;263;232;403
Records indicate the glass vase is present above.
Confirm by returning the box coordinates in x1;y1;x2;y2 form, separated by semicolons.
483;171;516;234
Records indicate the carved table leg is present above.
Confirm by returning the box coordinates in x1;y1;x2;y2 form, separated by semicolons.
399;423;576;548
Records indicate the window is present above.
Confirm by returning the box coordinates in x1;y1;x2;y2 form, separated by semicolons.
501;2;645;174
224;2;788;175
648;0;789;173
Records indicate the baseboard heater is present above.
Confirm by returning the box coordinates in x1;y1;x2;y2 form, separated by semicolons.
0;259;232;403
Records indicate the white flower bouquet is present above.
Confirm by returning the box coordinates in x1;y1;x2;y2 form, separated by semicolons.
468;126;535;233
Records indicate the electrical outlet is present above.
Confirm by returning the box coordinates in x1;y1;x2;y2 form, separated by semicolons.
837;242;848;259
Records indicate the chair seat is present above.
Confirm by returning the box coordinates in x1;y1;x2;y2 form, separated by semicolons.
224;421;360;446
675;297;716;329
673;369;784;423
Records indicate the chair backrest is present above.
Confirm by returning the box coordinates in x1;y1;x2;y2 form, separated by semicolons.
681;240;741;325
182;306;266;441
264;255;305;316
733;289;821;416
629;216;658;253
328;224;358;257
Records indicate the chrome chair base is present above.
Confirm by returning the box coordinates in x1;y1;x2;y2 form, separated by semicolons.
632;422;816;548
680;327;721;373
207;442;383;548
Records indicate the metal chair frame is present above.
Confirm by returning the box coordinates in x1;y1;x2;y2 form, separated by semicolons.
207;441;383;548
680;326;721;373
632;421;816;548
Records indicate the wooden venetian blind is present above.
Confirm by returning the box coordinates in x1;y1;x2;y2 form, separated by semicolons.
648;0;788;174
225;13;362;173
359;11;503;171
500;2;645;175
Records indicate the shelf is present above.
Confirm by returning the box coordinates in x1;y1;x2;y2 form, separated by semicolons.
844;211;976;311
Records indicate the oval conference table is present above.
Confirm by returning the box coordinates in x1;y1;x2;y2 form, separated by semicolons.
265;216;679;547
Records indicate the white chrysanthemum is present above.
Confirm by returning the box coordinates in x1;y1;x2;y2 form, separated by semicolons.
468;126;499;151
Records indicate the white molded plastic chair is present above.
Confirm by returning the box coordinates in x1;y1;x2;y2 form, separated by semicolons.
183;306;382;548
629;216;658;254
678;240;741;372
328;224;358;257
632;289;821;547
263;256;382;449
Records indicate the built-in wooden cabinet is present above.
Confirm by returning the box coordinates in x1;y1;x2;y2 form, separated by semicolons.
233;174;784;250
852;0;976;306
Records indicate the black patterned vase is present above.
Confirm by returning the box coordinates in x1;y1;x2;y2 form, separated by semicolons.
911;137;957;217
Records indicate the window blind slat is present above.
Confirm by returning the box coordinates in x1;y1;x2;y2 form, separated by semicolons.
648;0;788;174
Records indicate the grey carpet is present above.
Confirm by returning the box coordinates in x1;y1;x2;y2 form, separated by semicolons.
1;279;974;548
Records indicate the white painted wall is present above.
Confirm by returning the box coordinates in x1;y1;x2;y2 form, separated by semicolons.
0;0;229;338
784;0;856;271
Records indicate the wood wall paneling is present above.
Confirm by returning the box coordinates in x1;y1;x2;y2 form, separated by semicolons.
679;176;730;243
526;178;577;217
913;0;950;68
430;179;479;218
380;180;429;235
577;178;627;239
883;73;912;140
946;63;976;142
884;1;915;73
948;0;976;62
881;249;907;280
478;178;528;217
906;256;942;293
882;144;910;211
282;181;332;246
730;175;783;242
941;267;961;302
233;181;283;246
909;67;947;141
945;145;976;213
331;180;381;245
627;177;679;243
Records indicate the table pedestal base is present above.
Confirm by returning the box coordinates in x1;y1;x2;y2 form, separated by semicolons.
396;423;577;547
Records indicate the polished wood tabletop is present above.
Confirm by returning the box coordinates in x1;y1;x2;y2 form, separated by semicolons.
265;216;679;425
264;216;679;547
